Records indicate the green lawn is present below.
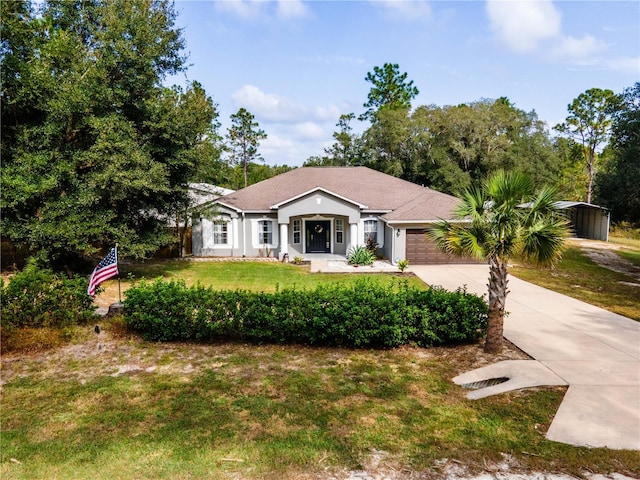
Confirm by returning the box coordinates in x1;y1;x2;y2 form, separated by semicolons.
3;256;640;478
97;260;425;305
3;340;638;480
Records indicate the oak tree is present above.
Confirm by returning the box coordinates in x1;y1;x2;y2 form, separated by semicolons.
1;0;219;267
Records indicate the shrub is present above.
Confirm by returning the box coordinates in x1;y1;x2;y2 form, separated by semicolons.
397;259;409;272
347;245;375;266
1;260;97;331
365;237;379;254
123;277;488;348
405;286;488;346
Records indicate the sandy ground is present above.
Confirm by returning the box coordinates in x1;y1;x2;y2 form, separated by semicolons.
568;238;640;284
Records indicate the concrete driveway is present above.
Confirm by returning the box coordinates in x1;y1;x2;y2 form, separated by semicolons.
409;264;640;451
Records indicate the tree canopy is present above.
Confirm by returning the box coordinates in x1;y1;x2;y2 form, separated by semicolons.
226;108;267;188
554;88;616;204
315;96;565;197
1;0;219;266
361;63;419;121
594;83;640;224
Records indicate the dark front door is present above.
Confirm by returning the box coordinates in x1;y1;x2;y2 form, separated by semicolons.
306;221;330;253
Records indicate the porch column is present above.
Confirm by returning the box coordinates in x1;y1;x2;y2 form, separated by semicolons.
349;222;359;249
279;223;289;260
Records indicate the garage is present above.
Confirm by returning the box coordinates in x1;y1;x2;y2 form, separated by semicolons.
405;229;482;265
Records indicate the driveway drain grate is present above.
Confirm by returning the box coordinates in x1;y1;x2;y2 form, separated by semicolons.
460;377;510;390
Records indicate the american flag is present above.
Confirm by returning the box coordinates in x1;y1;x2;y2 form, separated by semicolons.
87;247;119;296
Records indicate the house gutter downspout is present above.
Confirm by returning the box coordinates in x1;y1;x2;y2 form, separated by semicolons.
242;212;247;256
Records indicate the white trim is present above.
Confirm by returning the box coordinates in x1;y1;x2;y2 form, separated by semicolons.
293;218;302;244
214;200;242;213
349;222;359;250
270;187;368;209
360;216;383;248
232;218;239;249
280;223;289;256
382;219;472;225
201;217;232;249
335;218;344;244
303;216;333;253
251;218;279;249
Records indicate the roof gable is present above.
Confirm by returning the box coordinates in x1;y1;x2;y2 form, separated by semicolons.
270;187;368;209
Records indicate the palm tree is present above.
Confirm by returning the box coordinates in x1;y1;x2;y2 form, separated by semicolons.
429;171;569;353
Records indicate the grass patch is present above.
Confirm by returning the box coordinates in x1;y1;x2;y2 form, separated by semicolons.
95;260;424;307
2;338;638;479
511;246;640;321
611;236;640;249
617;248;640;266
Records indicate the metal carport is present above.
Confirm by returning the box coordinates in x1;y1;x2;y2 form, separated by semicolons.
555;201;610;241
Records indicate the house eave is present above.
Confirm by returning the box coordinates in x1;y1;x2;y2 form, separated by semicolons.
270;187;368;210
214;200;242;213
383;219;471;225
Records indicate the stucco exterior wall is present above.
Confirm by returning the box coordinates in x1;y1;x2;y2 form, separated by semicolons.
192;207;242;257
277;191;361;224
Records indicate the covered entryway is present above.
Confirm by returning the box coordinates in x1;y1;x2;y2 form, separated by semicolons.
405;229;481;265
306;220;331;253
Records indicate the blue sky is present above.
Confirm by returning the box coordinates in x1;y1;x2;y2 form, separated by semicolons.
167;0;640;166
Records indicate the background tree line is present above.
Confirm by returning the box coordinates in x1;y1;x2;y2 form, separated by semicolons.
307;64;638;228
2;3;636;270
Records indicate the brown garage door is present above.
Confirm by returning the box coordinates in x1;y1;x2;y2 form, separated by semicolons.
406;229;482;265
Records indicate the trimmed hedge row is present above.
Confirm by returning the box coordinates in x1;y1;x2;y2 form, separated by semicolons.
124;278;488;348
1;261;97;330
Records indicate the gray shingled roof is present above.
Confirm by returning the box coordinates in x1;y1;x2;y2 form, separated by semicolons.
216;166;460;221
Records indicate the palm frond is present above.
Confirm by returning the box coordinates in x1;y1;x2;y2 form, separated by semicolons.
432;170;568;268
520;217;570;266
454;185;486;221
485;170;534;210
428;220;488;259
524;185;561;224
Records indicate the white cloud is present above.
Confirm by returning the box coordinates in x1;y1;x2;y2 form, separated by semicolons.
371;0;432;21
276;0;309;19
214;0;308;20
292;121;326;140
260;133;318;165
484;0;636;74
232;85;309;122
229;86;350;165
551;34;608;64
313;104;343;121
604;56;640;75
215;0;265;19
232;84;345;125
486;0;561;53
261;134;296;153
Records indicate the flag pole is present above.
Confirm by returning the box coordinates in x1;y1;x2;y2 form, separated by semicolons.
116;243;122;304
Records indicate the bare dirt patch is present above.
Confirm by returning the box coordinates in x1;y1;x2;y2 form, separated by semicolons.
0;324;530;388
568;238;640;284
